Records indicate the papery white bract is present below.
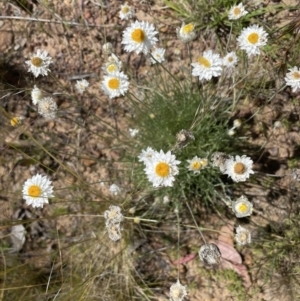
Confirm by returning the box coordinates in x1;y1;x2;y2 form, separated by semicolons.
31;85;43;105
25;49;52;77
104;205;124;225
231;195;253;218
176;23;196;43
223;52;238;69
138;147;156;165
109;184;121;196
237;25;268;57
285;66;300;92
22;174;54;208
187;156;207;174
129;128;139;137
103;53;122;74
224;155;254;182
169;280;187;301
228;3;248;20
122;20;158;55
144;150;180;187
101;71;129;99
235;225;251;245
150;48;166;64
191;50;223;81
38;97;58;119
119;2;134;20
75;79;89;94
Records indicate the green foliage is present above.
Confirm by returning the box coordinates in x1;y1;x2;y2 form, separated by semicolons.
125;66;240;208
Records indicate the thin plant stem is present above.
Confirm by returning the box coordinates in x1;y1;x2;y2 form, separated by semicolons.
186;201;207;244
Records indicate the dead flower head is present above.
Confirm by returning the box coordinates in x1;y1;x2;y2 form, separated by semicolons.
198;243;221;266
211;152;229;173
169;280;187;301
175;129;195;150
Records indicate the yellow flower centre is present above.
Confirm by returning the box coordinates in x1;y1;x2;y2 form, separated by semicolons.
293;72;300;79
237;202;248;213
107;64;117;73
131;28;145;43
122;6;129;13
233;162;246;174
239;232;247;241
247;33;259;45
10;117;19;127
182;23;194;34
233;7;241;15
28;185;41;197
191;161;202;170
108;78;120;90
31;57;43;67
155;162;170;177
171;287;183;299
198;56;211;68
228;56;233;62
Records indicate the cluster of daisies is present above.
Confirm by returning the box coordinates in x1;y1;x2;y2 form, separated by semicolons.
138;147;254;187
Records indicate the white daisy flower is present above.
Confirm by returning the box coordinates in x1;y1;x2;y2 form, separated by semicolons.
103;53;122;74
102;42;113;55
38;97;58;119
285;66;300;92
187;156;207;174
235;225;251;245
25;49;52;77
169;280;187;301
101;71;129;99
233;119;242;129
224;155;254;182
150;48;166;64
176;23;196;43
22;174;54;208
138;147;156;165
121;20;158;55
104;205;124;225
129;128;139;137
191;50;223;81
228;3;248;20
109;184;121;196
237;25;268;57
31;85;43;105
145;150;180;187
231;195;253;218
222;51;238;69
75;79;89;94
119;2;134;20
227;128;236;136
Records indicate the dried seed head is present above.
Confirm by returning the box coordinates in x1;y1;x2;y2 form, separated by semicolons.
292;168;300;181
38;97;57;119
198;243;221;266
169;280;187;301
104;205;124;225
211;152;229;173
102;42;113;55
175;129;195;150
106;222;122;242
233;119;242;129
235;225;251;246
